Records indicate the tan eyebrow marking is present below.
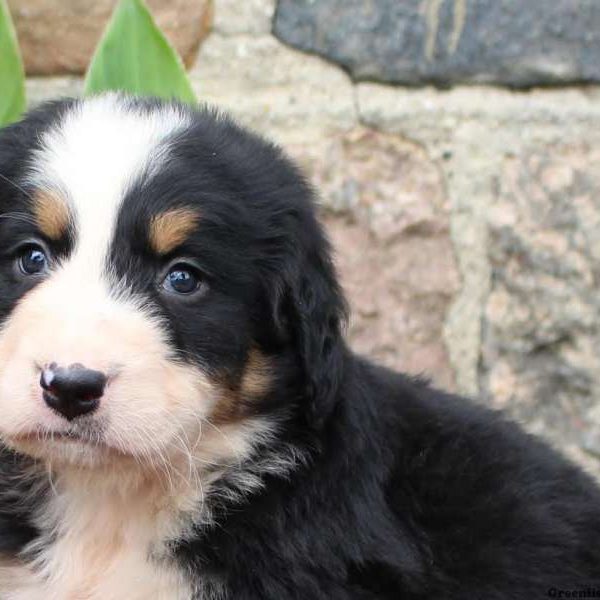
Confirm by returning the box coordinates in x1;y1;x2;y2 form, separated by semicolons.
149;207;201;255
32;190;71;240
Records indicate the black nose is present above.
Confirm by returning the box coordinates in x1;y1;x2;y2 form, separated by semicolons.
40;363;107;421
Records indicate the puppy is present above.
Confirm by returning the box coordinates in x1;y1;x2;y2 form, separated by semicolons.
0;94;598;599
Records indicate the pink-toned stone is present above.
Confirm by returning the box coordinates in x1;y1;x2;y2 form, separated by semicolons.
286;128;460;389
8;0;213;76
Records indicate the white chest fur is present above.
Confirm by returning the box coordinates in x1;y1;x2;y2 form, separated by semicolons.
0;420;275;599
0;470;198;600
0;553;192;600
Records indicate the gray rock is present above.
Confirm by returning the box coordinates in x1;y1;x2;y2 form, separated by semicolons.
273;0;600;87
481;146;600;464
190;34;357;140
26;77;83;107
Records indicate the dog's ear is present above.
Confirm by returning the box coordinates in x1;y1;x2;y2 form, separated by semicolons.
271;226;348;427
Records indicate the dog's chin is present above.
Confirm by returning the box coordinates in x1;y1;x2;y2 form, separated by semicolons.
5;430;137;469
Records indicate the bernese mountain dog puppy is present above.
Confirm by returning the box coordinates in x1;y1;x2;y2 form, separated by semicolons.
0;94;597;599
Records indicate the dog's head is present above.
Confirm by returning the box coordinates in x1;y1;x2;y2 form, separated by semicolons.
0;95;346;472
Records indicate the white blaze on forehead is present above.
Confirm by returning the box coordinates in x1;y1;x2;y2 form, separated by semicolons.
28;94;190;276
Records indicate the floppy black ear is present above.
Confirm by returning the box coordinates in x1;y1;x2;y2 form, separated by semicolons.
274;230;348;427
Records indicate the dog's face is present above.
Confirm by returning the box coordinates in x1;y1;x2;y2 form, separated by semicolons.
0;95;345;474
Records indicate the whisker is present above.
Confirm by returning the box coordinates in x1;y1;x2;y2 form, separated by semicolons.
0;172;33;200
200;418;244;469
0;212;38;227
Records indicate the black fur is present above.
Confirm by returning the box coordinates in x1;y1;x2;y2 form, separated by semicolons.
0;97;599;598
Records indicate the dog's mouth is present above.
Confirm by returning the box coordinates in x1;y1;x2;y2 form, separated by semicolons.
7;427;140;467
20;430;87;442
10;427;117;454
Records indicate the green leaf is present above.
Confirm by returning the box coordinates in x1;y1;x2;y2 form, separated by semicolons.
84;0;196;104
0;0;26;126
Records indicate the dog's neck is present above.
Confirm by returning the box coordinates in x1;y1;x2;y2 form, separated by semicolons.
3;416;292;599
1;458;199;600
41;459;199;539
9;418;269;600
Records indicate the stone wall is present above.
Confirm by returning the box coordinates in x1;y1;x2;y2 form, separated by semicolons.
22;0;600;477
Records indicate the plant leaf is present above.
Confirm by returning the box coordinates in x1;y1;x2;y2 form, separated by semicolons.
0;0;26;126
84;0;196;104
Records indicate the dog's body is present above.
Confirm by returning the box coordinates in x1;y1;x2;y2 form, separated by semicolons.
0;95;598;599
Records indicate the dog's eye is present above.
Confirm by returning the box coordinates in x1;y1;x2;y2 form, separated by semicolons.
162;264;202;295
18;244;50;276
